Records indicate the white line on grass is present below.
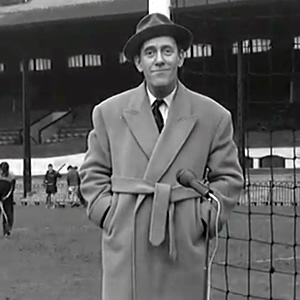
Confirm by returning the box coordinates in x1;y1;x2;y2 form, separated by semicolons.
13;227;28;232
255;255;300;264
217;255;300;265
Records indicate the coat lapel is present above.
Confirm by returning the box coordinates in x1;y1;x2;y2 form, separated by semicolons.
144;82;197;182
122;82;159;159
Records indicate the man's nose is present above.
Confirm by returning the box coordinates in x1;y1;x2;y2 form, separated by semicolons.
155;51;165;65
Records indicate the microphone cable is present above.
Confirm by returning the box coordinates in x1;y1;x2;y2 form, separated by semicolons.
206;193;221;300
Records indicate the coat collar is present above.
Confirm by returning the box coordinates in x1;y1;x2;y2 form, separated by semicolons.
122;82;158;159
122;81;197;181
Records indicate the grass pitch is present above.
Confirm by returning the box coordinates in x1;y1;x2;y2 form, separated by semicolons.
0;206;101;300
0;204;299;300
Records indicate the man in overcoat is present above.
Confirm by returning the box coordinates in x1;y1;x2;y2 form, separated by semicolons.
80;13;244;300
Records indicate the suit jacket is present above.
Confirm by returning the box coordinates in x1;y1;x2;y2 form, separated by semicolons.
80;81;244;300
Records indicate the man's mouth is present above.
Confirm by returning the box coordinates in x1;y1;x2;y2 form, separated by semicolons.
152;69;170;73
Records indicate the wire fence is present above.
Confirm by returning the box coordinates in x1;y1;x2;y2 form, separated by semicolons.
211;178;300;300
240;181;300;206
14;182;69;205
175;0;300;299
13;180;300;206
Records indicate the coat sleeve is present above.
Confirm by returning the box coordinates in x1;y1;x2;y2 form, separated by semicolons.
79;105;112;227
201;110;244;238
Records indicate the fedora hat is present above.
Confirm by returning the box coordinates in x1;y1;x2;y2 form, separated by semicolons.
123;13;193;62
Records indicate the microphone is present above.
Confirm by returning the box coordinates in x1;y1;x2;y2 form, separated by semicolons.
176;169;213;199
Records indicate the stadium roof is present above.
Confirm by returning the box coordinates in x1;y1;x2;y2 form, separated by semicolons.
0;0;273;28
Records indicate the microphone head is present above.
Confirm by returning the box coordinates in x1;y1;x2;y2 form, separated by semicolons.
176;169;197;188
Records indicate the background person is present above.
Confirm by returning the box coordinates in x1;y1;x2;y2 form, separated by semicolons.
0;162;16;238
80;13;244;300
66;165;81;207
43;163;61;208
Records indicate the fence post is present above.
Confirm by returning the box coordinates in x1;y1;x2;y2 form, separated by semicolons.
237;40;246;182
269;180;273;206
21;59;32;197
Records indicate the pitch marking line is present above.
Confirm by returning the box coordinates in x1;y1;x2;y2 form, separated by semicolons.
217;255;300;265
13;227;28;232
255;255;300;264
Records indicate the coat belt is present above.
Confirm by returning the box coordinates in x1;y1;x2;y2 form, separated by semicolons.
111;176;200;259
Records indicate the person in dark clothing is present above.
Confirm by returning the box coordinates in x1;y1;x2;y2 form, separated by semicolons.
0;162;16;238
43;164;61;208
66;165;81;207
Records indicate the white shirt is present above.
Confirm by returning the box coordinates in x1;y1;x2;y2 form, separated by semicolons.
147;85;177;125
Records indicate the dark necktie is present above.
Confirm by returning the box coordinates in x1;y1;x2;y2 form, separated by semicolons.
152;99;164;133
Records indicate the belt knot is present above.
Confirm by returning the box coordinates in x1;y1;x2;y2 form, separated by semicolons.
111;176;199;259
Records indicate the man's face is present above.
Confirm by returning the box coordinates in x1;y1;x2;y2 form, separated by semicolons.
134;36;184;95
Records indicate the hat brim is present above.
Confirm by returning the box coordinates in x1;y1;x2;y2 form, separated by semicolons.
123;24;193;62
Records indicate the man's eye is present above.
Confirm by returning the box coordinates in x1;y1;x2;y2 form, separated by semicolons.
145;50;154;56
164;48;173;55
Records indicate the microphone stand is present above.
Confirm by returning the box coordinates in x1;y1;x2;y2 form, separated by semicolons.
175;169;221;300
202;192;221;300
203;201;212;300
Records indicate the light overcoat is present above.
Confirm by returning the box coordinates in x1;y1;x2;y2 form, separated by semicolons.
80;81;244;300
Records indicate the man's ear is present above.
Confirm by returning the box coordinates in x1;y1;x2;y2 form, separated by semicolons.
178;49;185;68
134;55;143;73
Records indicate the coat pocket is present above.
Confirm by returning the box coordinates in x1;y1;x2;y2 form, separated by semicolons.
102;194;118;235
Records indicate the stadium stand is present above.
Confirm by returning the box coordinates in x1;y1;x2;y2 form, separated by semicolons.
0;110;49;145
0;130;21;145
0;110;48;130
44;127;90;144
43;105;92;143
0;106;92;146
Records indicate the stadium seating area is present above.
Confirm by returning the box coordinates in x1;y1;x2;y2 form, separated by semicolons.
0;130;21;146
45;105;92;143
43;105;92;144
0;106;92;146
246;103;300;131
0;110;49;130
0;110;49;145
44;127;90;144
0;104;299;171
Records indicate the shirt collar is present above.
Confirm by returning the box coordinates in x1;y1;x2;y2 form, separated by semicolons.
147;84;177;108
